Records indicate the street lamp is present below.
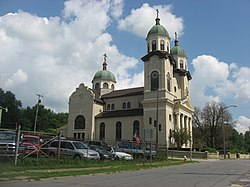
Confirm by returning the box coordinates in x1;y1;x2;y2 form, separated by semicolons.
0;106;8;128
222;105;237;159
34;94;43;132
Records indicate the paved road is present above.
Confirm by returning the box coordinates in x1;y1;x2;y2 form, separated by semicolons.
3;160;250;187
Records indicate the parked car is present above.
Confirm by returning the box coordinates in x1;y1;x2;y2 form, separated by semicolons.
116;141;156;159
0;131;16;158
48;140;100;160
89;145;115;160
85;140;111;151
111;147;133;160
21;135;41;156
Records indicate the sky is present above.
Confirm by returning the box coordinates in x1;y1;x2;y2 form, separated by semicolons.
0;0;249;134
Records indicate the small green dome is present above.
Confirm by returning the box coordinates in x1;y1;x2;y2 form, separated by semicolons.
92;70;116;83
170;45;187;58
147;17;170;38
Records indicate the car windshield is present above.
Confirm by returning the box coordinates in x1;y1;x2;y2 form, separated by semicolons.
73;142;88;149
23;137;39;144
0;132;15;140
113;147;122;152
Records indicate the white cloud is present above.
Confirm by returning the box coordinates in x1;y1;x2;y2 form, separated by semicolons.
235;116;250;134
191;55;250;109
117;3;184;39
4;69;28;88
0;0;140;112
191;55;229;107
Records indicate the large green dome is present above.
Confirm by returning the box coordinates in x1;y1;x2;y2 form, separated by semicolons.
147;24;170;38
92;69;116;83
147;17;170;39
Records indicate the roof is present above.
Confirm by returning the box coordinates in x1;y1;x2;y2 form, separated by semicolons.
170;45;187;58
95;108;143;118
101;87;144;99
174;69;192;80
141;50;175;65
170;37;187;58
92;69;116;83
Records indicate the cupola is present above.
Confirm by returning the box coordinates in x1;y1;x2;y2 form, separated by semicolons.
146;9;171;53
92;54;116;95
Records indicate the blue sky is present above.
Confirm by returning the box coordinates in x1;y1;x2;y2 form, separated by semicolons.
0;0;249;133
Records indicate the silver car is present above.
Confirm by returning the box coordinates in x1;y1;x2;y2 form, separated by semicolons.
48;140;100;160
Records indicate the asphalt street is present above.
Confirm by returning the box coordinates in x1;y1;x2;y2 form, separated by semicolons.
2;159;250;187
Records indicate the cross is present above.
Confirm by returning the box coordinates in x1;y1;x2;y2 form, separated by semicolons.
156;9;159;18
103;53;107;62
175;32;178;41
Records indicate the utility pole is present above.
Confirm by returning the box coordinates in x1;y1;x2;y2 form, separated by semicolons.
156;88;159;150
34;94;43;132
0;106;8;128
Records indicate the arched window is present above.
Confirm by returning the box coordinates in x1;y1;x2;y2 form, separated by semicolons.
133;120;140;137
160;40;165;50
107;104;110;111
103;82;108;89
169;114;172;121
111;84;115;90
116;122;122;140
152;40;156;51
122;102;126;109
149;117;152;124
180;60;184;69
74;115;85;129
151;71;159;91
167;42;169;52
127;102;131;109
95;83;100;89
159;124;162;132
185;87;189;97
167;72;171;92
111;104;115;110
99;123;105;140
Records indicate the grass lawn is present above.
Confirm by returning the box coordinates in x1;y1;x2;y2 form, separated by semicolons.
0;156;191;182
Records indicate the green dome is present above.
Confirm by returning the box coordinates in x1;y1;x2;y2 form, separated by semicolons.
147;24;170;38
170;45;187;58
147;16;170;38
92;70;116;83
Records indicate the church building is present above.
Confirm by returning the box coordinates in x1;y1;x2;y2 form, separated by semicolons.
65;11;193;148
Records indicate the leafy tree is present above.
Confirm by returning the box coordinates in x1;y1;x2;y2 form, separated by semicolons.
1;88;68;133
0;88;22;129
170;129;191;149
244;131;250;152
192;101;235;150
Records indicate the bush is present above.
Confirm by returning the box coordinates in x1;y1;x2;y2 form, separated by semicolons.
201;147;217;153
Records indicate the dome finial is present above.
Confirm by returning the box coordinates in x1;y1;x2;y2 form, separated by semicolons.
103;53;107;70
155;9;160;25
174;32;179;46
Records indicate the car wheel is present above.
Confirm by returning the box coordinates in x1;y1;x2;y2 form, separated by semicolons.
49;152;56;159
74;154;81;160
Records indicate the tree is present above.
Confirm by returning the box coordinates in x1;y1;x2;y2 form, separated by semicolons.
0;88;68;133
244;131;250;152
192;101;235;150
0;88;22;129
170;128;191;149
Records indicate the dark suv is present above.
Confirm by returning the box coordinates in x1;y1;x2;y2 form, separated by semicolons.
116;141;156;159
84;140;111;151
